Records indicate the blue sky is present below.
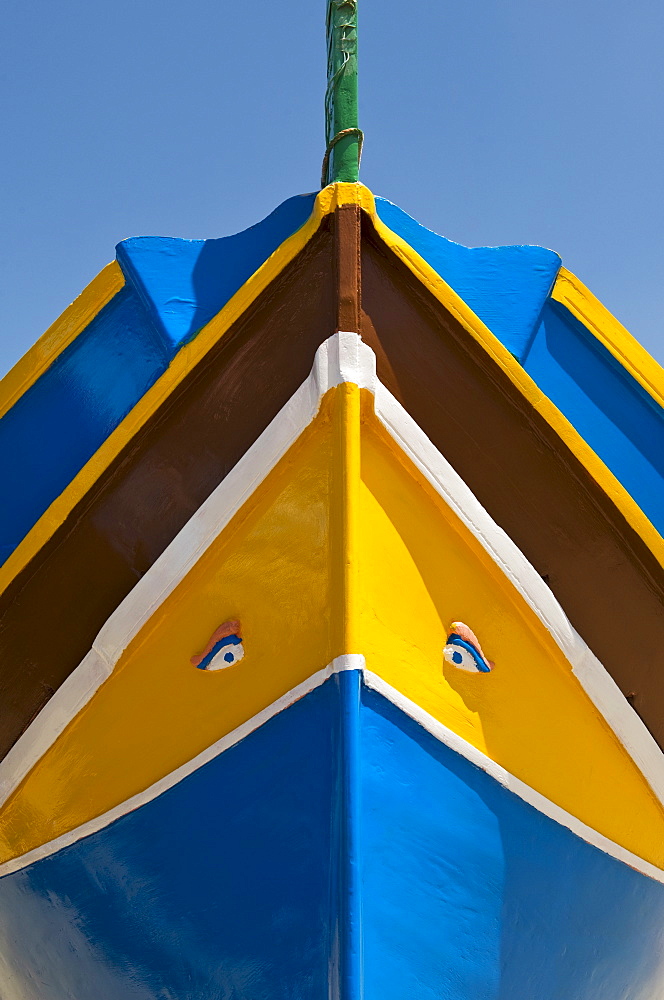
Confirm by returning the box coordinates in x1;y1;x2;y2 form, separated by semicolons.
2;0;662;376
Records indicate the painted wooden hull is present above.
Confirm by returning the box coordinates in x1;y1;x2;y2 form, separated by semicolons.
2;673;664;1000
1;184;664;998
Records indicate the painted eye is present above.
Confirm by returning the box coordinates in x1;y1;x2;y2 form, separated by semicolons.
205;638;245;671
443;622;493;673
444;642;484;672
191;620;244;671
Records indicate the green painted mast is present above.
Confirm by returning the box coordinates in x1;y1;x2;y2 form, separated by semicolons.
323;0;362;186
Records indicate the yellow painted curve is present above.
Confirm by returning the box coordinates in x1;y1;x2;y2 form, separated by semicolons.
2;385;664;870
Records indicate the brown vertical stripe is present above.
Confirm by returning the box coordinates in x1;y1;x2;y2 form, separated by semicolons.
334;204;362;331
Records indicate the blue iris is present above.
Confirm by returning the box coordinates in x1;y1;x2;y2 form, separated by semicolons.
223;651;235;663
452;650;463;664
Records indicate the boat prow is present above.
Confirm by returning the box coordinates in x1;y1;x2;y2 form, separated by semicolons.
2;181;664;998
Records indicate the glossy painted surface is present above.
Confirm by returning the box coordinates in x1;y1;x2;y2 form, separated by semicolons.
5;387;664;869
1;676;662;1000
0;286;168;563
356;404;664;866
0;186;365;612
4;183;661;613
552;267;664;415
8;182;662;598
3;181;664;998
0;262;124;421
358;221;664;746
5;183;662;586
0;218;339;761
0;390;339;862
369;197;664;576
0;193;315;565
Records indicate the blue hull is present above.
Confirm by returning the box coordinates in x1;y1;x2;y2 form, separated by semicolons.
1;673;663;999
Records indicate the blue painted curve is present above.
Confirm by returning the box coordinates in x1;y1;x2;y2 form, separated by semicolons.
116;193;317;349
0;287;169;564
0;193;316;564
374;197;562;360
1;672;662;999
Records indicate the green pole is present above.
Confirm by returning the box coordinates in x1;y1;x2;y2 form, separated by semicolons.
323;0;361;186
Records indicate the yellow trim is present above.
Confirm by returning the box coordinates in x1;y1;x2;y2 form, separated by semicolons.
0;262;124;421
0;184;369;595
552;266;664;412
3;390;664;868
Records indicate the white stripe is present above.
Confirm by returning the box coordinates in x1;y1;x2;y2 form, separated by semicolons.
1;332;662;827
1;660;662;886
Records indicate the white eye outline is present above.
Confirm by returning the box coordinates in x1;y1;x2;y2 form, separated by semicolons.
206;640;245;671
443;635;492;673
196;634;244;671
